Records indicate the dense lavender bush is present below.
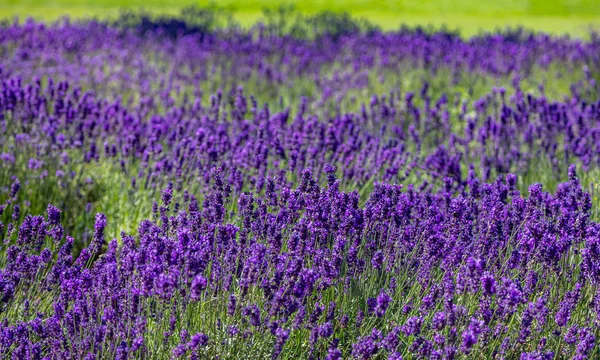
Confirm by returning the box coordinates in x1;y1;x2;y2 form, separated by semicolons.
1;167;599;358
0;11;599;359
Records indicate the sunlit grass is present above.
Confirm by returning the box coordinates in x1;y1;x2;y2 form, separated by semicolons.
1;1;599;38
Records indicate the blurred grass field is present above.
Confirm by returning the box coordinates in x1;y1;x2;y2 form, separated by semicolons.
1;0;599;37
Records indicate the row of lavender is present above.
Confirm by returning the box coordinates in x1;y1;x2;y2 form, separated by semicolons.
1;74;599;195
1;20;599;103
1;18;600;359
1;167;599;358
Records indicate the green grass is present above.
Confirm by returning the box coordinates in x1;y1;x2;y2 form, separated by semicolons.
3;0;600;16
1;0;599;37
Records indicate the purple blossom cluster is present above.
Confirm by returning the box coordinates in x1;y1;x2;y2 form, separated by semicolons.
1;73;599;200
1;165;599;358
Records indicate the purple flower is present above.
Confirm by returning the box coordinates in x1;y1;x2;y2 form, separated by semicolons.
227;294;237;316
460;318;485;354
375;291;391;317
188;333;209;350
481;272;497;296
402;317;423;336
190;274;207;300
325;347;343;360
371;251;385;270
319;322;334;338
47;204;61;224
555;283;581;327
273;328;290;358
9;179;20;198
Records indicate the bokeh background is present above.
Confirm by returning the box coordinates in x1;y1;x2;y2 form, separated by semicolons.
1;0;599;37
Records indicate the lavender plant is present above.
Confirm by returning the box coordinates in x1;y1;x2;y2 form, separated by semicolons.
0;11;600;359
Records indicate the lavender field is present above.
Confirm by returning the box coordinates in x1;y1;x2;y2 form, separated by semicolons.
1;10;600;359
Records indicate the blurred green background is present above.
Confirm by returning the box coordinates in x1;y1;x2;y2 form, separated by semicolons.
1;0;599;37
